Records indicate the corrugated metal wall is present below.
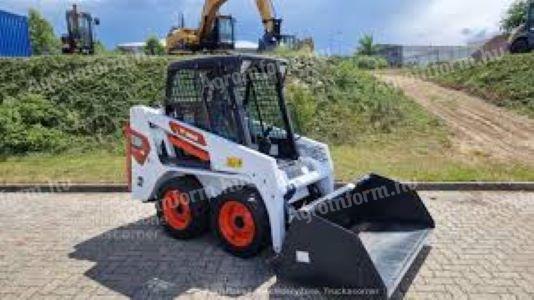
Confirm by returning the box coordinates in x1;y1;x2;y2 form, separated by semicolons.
0;10;32;57
377;44;478;67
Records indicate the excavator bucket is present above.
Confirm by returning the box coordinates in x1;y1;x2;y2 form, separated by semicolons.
273;174;435;299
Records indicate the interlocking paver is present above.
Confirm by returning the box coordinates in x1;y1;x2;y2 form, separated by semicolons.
0;191;532;299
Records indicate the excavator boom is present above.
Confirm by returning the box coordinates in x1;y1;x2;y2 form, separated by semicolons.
255;0;275;33
166;0;289;53
196;0;228;42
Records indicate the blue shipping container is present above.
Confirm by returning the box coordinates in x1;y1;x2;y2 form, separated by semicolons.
0;10;31;57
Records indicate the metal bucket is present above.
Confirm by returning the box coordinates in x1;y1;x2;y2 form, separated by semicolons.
273;174;435;299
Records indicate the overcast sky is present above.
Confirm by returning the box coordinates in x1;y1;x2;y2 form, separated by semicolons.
1;0;515;54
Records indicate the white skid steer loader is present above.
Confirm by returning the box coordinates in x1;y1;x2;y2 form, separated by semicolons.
125;55;435;298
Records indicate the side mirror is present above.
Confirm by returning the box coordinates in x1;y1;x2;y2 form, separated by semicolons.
94;18;100;26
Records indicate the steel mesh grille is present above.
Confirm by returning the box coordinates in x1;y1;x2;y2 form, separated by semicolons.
244;70;288;140
169;70;202;103
168;69;240;142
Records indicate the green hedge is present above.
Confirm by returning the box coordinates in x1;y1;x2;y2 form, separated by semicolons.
0;54;435;154
0;55;169;154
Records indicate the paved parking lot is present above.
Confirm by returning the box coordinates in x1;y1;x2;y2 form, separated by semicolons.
0;191;532;299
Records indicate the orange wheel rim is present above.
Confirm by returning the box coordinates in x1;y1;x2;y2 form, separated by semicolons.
218;200;256;247
162;189;192;230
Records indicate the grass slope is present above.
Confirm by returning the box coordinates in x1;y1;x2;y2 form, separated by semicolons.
431;53;534;117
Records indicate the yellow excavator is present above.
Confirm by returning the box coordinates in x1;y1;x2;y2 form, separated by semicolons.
166;0;310;54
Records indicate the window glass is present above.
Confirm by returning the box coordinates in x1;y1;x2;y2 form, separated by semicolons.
241;69;288;142
218;19;233;44
168;70;240;142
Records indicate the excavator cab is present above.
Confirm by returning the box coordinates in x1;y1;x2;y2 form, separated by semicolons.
61;4;99;54
202;15;235;50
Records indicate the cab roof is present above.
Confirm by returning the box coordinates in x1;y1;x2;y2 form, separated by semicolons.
167;54;287;72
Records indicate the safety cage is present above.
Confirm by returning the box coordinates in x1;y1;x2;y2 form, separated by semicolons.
164;55;299;160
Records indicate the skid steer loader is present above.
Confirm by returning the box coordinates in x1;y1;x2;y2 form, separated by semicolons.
125;55;434;298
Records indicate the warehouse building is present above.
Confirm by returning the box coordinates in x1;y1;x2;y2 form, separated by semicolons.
377;44;479;67
0;9;31;57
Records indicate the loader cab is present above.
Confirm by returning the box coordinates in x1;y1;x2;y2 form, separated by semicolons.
165;55;299;160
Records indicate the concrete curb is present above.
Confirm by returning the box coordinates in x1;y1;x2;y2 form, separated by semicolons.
1;182;533;193
407;182;534;192
0;184;127;193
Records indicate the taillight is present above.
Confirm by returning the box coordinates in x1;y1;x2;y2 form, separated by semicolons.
124;123;151;191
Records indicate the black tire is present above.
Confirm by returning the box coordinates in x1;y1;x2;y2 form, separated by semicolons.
211;187;270;258
510;39;530;54
156;176;209;239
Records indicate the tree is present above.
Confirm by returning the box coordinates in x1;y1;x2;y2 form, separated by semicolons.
144;36;165;55
357;34;380;56
501;0;529;34
94;41;108;55
28;8;60;55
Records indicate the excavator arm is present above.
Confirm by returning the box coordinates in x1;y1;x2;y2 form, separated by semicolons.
166;0;281;53
255;0;276;34
197;0;278;41
196;0;229;42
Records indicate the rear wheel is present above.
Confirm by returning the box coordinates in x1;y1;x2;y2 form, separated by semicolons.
156;177;209;239
211;187;270;258
510;39;530;54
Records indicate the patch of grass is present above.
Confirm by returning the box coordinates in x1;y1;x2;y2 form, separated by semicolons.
332;134;534;182
1;138;531;183
0;151;124;184
430;52;534;118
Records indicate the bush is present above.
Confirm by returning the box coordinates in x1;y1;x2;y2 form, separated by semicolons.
285;84;317;133
0;94;70;154
0;56;170;154
145;36;165;56
282;55;413;144
353;55;389;70
0;56;169;134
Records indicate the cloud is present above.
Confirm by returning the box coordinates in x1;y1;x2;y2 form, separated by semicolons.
389;0;515;45
0;0;519;52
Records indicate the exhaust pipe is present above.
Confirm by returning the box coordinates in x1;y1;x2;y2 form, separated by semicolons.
273;174;435;299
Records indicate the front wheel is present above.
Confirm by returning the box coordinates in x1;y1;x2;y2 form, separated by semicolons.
156;177;209;239
211;187;270;258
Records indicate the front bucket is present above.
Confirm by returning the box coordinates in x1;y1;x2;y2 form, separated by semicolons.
273;174;435;299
